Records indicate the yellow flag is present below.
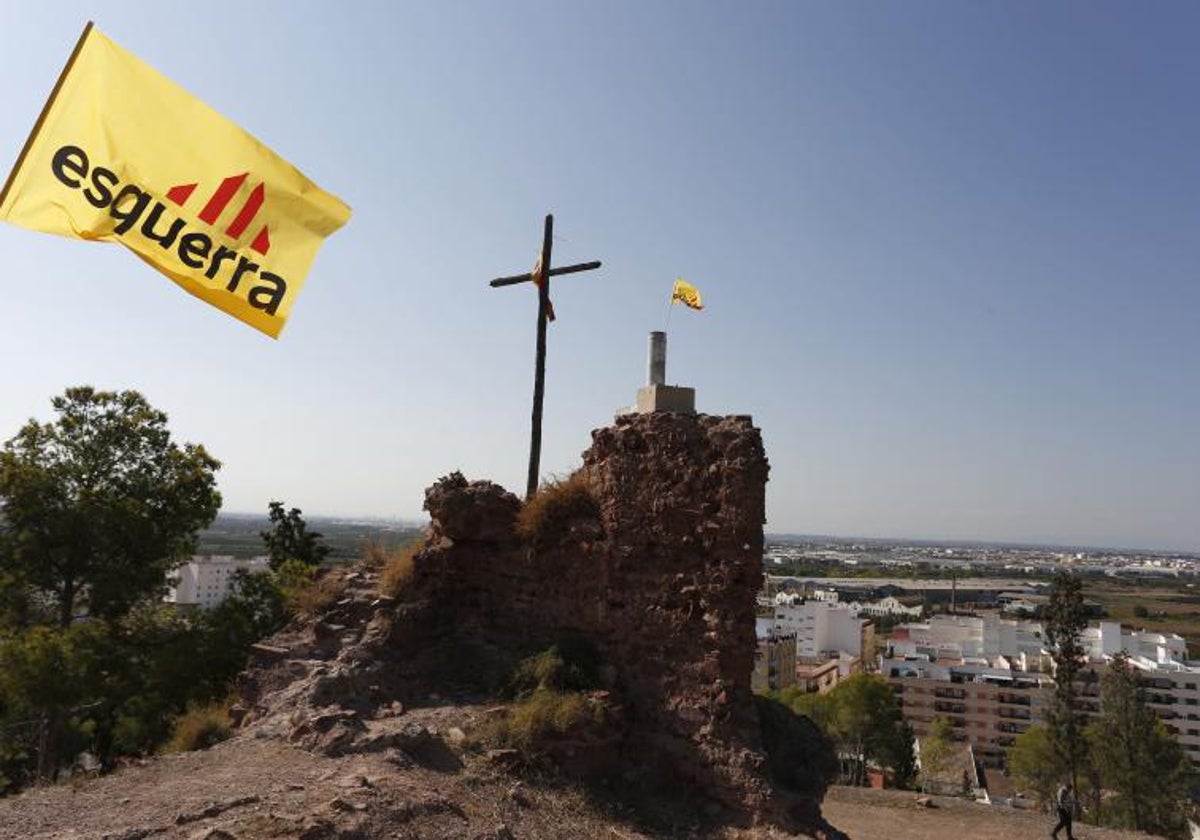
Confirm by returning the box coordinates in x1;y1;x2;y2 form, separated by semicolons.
0;23;351;338
671;278;704;310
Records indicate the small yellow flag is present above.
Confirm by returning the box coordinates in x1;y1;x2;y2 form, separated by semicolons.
0;23;351;338
671;278;704;310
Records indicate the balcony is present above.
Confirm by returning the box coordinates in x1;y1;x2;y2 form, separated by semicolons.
997;693;1031;706
935;687;967;700
934;701;967;714
998;708;1031;720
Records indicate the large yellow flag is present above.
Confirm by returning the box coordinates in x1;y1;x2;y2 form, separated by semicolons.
671;278;704;310
0;23;351;338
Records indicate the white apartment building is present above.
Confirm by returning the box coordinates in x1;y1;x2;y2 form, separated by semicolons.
1132;664;1200;766
888;614;1048;671
1082;620;1188;665
1078;622;1200;765
770;600;873;660
886;617;1200;767
165;555;270;609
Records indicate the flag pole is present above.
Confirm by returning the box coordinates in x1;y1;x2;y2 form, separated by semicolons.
0;21;94;211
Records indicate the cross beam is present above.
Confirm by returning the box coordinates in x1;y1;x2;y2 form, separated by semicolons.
489;260;602;287
489;214;602;500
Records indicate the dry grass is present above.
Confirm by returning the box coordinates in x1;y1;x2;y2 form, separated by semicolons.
361;538;392;569
477;688;604;752
376;539;422;597
162;701;232;754
515;472;598;545
508;639;599;696
475;642;606;753
288;571;347;618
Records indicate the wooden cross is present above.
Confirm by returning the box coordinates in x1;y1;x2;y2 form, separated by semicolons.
490;214;602;500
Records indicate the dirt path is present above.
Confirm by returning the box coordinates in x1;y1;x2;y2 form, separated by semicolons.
824;786;1156;840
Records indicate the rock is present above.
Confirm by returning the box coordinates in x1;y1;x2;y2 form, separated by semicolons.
175;796;261;825
423;476;521;542
188;829;237;840
326;796;366;813
472;825;515;840
297;818;335;840
485;749;521;769
506;782;532;808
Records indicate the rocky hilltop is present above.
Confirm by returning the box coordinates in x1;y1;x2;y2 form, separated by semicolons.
236;411;838;836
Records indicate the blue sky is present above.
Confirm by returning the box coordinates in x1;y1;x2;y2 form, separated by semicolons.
0;2;1197;551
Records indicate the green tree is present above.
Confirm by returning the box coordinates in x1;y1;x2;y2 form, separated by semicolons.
1044;571;1088;792
0;387;221;626
1007;723;1067;807
775;674;915;787
260;501;330;570
0;622;106;780
218;569;288;639
1089;654;1193;839
919;716;954;792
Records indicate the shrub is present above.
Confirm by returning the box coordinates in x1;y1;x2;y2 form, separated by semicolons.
479;688;604;752
361;538;392;569
508;638;599;697
376;540;422;597
475;641;607;754
436;470;468;490
275;560;344;618
515;472;598;545
287;572;346;618
162;701;231;754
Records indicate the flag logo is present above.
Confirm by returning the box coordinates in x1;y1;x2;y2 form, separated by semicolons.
167;175;271;255
0;23;351;338
671;278;704;310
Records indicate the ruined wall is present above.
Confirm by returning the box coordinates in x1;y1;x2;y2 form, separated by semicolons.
383;412;833;828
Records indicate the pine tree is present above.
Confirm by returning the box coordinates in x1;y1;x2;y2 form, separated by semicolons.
1090;654;1193;839
1043;571;1088;792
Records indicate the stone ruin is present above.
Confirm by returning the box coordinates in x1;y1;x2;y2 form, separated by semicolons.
236;411;841;836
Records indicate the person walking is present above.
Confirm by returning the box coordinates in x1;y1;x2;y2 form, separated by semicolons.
1051;782;1076;840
